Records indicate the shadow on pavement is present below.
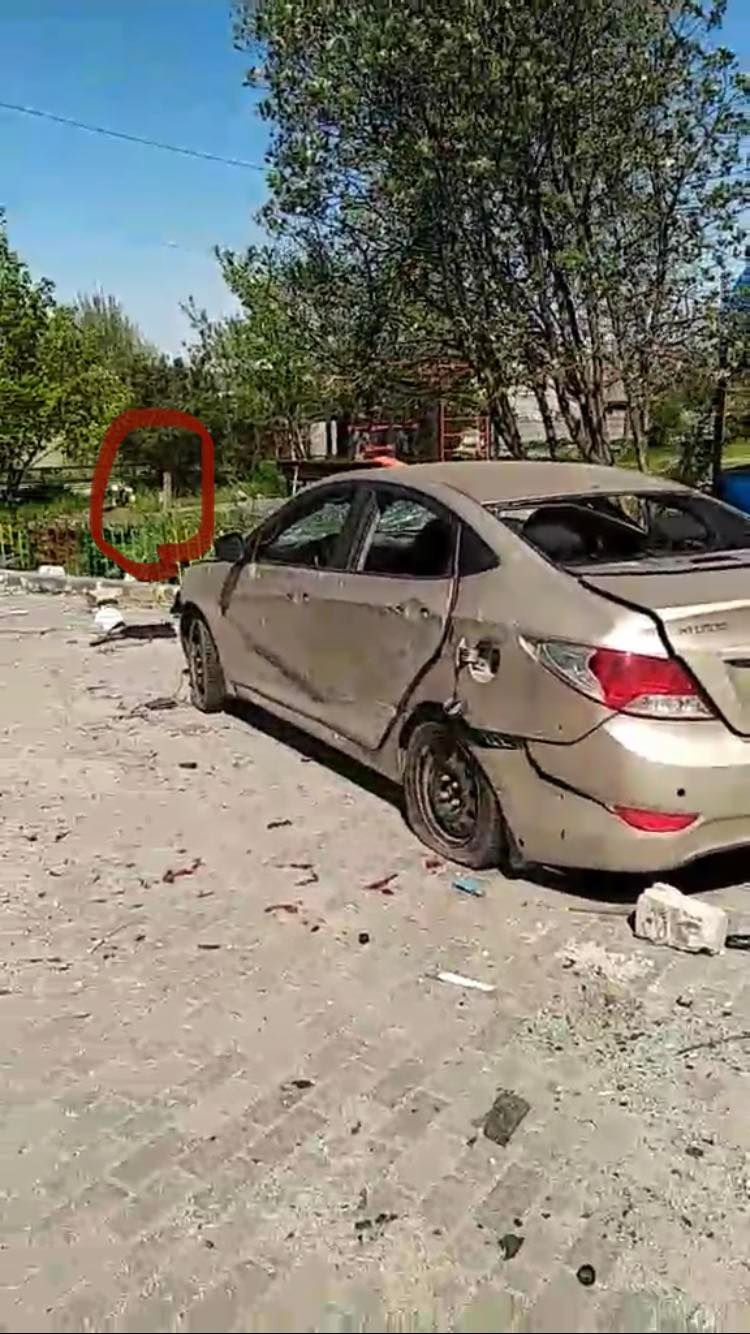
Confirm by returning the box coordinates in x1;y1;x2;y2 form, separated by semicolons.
226;698;749;906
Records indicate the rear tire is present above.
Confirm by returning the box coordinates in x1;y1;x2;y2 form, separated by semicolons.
403;719;506;870
184;613;226;713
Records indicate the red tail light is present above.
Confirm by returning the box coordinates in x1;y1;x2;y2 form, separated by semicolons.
522;639;713;719
613;805;698;832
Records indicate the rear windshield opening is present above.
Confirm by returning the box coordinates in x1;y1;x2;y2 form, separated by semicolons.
487;492;750;569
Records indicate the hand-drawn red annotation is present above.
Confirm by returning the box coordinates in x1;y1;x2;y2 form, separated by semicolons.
89;408;215;581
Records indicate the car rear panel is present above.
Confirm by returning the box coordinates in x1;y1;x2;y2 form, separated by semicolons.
581;561;750;735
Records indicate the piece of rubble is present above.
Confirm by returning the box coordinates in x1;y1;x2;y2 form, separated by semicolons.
634;883;727;955
483;1089;530;1146
434;970;495;993
37;564;65;578
499;1233;524;1260
93;605;125;635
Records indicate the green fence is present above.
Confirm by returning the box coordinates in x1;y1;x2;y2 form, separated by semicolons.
0;500;281;579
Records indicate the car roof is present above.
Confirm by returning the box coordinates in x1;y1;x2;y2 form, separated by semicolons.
345;460;683;504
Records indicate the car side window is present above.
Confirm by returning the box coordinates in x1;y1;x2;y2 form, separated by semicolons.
256;493;354;570
361;492;455;578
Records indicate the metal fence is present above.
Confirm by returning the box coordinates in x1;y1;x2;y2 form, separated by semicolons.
0;498;283;579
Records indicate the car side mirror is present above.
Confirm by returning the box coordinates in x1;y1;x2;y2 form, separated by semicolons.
214;531;245;564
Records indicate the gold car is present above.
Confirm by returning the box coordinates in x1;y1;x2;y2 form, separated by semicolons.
180;462;750;875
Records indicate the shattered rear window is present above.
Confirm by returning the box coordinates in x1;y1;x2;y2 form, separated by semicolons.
486;492;750;568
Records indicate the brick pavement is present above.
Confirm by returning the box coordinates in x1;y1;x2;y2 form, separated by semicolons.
1;588;750;1331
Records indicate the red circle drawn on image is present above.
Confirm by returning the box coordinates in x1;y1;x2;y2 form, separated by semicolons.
89;408;215;582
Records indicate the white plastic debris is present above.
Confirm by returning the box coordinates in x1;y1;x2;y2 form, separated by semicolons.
634;882;727;955
93;605;125;635
37;564;65;578
433;970;496;993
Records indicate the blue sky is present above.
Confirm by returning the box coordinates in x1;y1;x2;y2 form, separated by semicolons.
0;0;748;355
0;0;268;352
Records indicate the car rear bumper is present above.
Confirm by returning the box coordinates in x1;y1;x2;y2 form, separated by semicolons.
476;716;750;873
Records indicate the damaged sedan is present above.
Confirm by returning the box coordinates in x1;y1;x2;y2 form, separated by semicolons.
179;461;750;875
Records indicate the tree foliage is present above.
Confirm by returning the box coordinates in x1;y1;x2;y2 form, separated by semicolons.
0;214;127;501
236;0;748;464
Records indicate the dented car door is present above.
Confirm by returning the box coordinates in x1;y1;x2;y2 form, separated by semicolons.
306;487;458;750
219;486;363;713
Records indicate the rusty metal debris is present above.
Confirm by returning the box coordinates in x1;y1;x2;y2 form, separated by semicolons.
364;873;397;895
163;857;202;883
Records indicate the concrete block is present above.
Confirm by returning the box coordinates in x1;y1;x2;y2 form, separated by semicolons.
635;882;727;955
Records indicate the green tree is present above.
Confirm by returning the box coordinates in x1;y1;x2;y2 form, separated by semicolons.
0;214;127;501
236;0;747;465
75;289;158;384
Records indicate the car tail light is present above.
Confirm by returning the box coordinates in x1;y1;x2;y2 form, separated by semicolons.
612;805;698;832
521;638;713;719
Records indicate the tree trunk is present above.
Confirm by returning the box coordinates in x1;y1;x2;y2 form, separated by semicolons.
628;404;650;472
532;381;560;459
335;413;352;459
487;387;524;458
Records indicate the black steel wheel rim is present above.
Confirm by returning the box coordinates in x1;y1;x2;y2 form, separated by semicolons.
188;619;208;704
416;733;480;846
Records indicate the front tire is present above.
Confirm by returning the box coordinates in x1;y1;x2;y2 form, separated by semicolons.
403;720;506;870
184;613;226;713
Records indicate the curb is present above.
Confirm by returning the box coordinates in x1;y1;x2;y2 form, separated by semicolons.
0;569;174;605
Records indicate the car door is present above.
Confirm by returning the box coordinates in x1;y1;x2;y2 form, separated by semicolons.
303;484;460;750
219;484;365;714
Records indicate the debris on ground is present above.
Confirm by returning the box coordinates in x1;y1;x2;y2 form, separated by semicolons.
93;605;126;636
483;1089;531;1146
267;818;292;830
354;1211;399;1242
424;855;445;872
434;970;496;994
634;882;727;955
726;933;750;951
178;760;198;770
358;931;370;945
453;875;485;897
37;564;66;578
264;902;300;916
679;1030;750;1057
162;857;202;884
197;942;222;950
136;696;179;713
576;1264;596;1287
499;1233;524;1260
364;873;397;894
556;940;654;984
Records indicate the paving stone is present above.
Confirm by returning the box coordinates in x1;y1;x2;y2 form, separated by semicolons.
183;1260;275;1332
3;590;750;1328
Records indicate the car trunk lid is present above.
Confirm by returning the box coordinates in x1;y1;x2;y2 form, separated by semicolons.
580;555;750;735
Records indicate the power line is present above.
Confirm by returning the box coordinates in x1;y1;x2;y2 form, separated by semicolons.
0;99;267;172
